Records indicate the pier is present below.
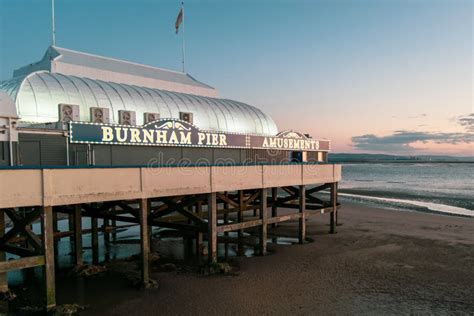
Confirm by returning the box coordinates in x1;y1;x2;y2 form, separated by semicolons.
0;163;341;309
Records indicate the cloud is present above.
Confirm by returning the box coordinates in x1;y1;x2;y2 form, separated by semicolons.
458;113;474;132
351;130;474;152
391;113;428;119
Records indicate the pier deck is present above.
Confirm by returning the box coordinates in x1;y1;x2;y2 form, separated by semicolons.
0;163;341;310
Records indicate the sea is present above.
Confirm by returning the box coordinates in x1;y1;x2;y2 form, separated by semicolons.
339;163;474;217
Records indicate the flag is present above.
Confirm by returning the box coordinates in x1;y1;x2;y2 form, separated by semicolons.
175;7;183;34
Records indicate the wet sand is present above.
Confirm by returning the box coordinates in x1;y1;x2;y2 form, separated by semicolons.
71;203;474;315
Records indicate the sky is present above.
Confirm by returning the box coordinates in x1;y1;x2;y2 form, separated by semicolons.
0;0;472;156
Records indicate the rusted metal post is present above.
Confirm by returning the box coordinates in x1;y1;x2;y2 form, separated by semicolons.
42;206;56;309
139;199;150;284
0;210;7;293
207;193;217;263
330;182;337;234
271;187;278;228
73;205;83;266
299;185;306;244
259;189;268;255
91;217;99;264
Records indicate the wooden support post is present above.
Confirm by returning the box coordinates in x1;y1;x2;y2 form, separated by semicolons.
330;182;337;234
208;193;217;263
73;205;83;266
335;182;339;226
183;236;193;262
52;211;58;233
238;190;244;237
111;218;117;242
139;199;150;284
259;189;268;255
103;219;110;244
183;204;192;261
68;213;74;245
103;218;110;262
0;210;7;293
238;190;245;256
52;211;59;265
195;201;203;259
91;217;99;264
223;193;229;258
271;187;278;228
25;222;32;250
253;190;260;218
147;201;153;254
299;185;306;244
42;206;56;309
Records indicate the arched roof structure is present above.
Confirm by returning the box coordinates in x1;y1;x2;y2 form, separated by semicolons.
0;71;278;135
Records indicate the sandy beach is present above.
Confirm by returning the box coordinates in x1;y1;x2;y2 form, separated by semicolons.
62;203;474;315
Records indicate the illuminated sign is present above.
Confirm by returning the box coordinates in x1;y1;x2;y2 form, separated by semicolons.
69;119;330;152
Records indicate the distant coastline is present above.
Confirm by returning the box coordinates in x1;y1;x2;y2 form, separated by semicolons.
329;153;474;164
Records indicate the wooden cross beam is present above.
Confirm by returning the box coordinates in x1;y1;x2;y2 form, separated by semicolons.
281;186;299;196
305;194;329;206
150;195;206;219
306;183;331;194
245;190;261;206
216;192;239;208
159;198;207;228
0;208;43;256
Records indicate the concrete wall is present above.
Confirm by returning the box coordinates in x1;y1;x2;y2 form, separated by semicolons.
0;164;342;208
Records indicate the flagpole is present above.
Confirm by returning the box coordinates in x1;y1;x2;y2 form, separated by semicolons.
181;2;186;73
52;0;56;46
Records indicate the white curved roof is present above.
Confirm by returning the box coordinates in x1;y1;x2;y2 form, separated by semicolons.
13;46;219;98
0;71;278;135
0;91;18;118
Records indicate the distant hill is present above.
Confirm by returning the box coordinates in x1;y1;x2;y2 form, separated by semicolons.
328;153;474;163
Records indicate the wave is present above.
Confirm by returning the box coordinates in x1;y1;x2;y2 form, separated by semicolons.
339;192;474;217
